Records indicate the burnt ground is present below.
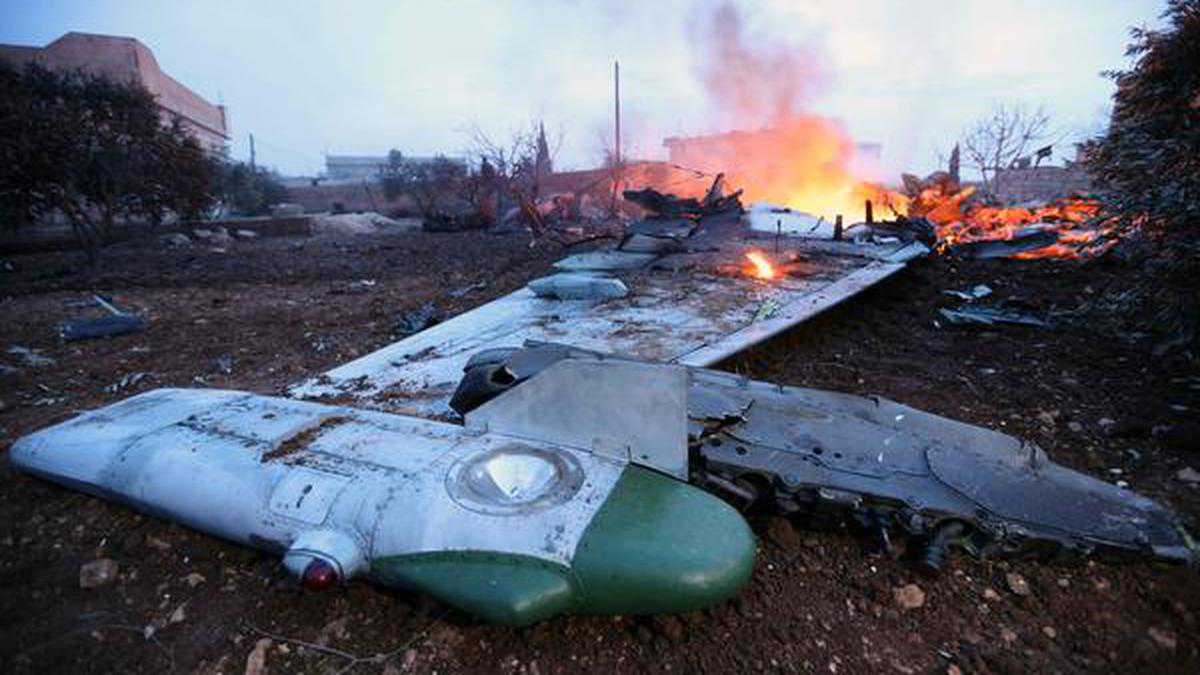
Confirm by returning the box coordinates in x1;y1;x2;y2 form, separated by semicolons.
1;228;1198;674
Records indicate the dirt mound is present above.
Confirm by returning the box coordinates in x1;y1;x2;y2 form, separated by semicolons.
311;212;421;235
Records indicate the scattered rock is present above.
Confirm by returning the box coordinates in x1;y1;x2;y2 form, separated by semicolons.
1042;626;1057;639
79;558;119;589
1067;421;1084;433
947;665;963;675
982;587;1001;602
8;345;55;367
1147;626;1177;651
183;572;207;587
1005;572;1031;597
892;583;926;610
244;638;272;675
168;602;187;624
317;616;351;646
234;229;259;239
1000;627;1018;644
161;232;191;247
146;535;172;552
1176;467;1200;484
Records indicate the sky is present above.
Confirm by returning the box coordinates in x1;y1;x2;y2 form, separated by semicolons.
0;0;1168;180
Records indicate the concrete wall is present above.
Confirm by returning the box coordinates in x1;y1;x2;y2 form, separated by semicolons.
991;165;1092;204
285;181;415;215
0;32;229;153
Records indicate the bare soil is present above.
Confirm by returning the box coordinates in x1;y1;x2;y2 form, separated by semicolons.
1;229;1197;674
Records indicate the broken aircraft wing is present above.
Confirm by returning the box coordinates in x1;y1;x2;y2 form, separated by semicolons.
452;344;1196;568
10;388;755;625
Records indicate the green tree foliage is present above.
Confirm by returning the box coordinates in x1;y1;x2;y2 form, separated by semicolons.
1084;0;1200;346
0;61;219;257
1086;0;1200;226
219;161;288;216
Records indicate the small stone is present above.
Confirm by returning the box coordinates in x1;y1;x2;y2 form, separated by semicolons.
947;665;963;675
1098;417;1116;431
1005;572;1031;597
892;583;926;610
1068;421;1084;433
1000;627;1018;644
982;587;1001;601
1176;467;1200;484
1148;626;1177;651
79;558;119;589
161;232;191;247
1042;626;1057;639
146;536;172;552
234;229;259;239
244;638;271;675
183;572;206;587
168;603;187;624
1056;578;1070;588
765;517;802;550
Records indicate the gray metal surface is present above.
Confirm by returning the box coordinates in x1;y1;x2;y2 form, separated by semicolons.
466;358;689;479
290;227;924;417
450;346;1194;565
10;388;627;570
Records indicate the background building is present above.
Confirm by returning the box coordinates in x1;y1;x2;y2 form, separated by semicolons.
0;32;229;152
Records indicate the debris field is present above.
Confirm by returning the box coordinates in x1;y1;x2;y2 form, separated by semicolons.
1;227;1198;674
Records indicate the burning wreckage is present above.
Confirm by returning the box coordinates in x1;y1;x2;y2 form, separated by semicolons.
11;182;1195;625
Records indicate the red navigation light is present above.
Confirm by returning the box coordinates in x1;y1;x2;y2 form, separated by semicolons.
300;558;339;591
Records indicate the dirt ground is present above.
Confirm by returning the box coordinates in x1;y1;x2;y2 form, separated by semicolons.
1;228;1197;674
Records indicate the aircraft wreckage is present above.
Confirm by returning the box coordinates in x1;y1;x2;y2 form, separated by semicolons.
11;185;1196;625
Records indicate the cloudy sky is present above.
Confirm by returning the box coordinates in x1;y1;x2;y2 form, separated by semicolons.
1;0;1167;179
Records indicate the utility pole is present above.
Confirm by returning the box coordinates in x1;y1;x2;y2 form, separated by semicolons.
614;61;621;171
612;60;621;211
249;133;256;172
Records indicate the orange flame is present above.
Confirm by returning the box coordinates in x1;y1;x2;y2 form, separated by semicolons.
911;186;1112;259
745;251;776;280
679;3;905;220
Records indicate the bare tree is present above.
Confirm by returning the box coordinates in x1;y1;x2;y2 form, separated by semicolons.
961;103;1054;193
462;121;563;233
